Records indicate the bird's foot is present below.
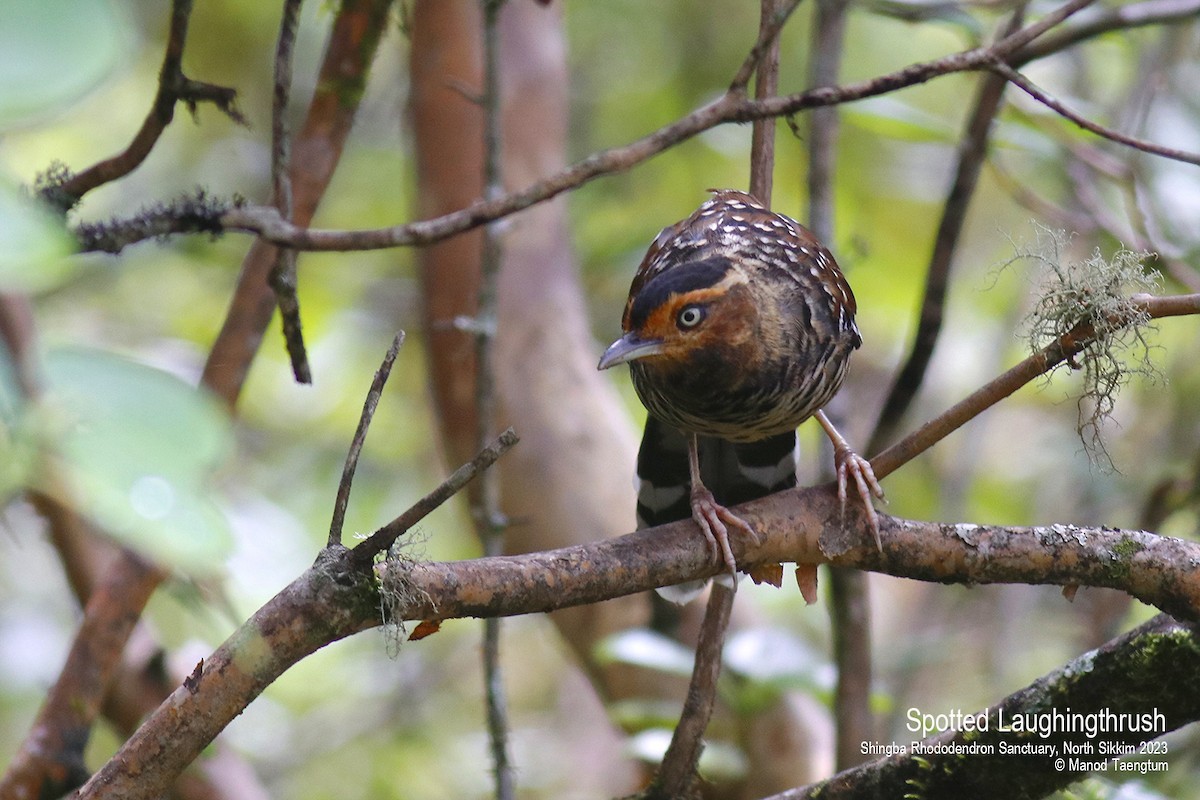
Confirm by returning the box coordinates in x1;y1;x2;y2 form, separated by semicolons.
690;484;760;579
834;445;886;550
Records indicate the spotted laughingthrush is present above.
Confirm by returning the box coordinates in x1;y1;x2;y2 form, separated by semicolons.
598;189;884;581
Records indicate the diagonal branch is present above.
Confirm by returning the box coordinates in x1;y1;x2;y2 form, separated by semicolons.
350;428;520;565
83;0;1199;261
993;62;1200;167
1013;0;1200;64
649;583;737;799
91;0;1197;261
868;291;1200;482
730;0;803;93
0;553;166;800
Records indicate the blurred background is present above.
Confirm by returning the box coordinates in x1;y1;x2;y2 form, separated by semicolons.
1;0;1199;798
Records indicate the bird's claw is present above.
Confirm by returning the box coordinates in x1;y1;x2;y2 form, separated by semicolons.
690;485;760;580
834;446;886;551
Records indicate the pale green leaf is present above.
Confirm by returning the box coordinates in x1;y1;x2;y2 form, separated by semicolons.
37;347;233;573
0;0;127;129
0;182;77;292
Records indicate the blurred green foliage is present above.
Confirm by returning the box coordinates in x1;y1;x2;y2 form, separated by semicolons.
1;1;1198;797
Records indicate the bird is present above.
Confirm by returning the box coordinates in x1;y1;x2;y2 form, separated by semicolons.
598;189;883;581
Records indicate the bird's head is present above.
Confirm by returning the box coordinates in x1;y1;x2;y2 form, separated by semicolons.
597;257;754;371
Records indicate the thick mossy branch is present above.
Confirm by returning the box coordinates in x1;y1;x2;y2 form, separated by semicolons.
74;190;240;254
1009;225;1163;462
786;614;1200;800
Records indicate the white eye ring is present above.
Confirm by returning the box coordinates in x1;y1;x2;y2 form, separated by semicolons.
677;305;705;329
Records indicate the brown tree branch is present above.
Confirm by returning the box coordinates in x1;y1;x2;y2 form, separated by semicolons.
69;466;1200;800
1013;0;1200;64
804;0;849;244
82;0;1108;255
379;504;1200;628
86;0;1195;263
649;583;738;799
75;545;381;800
730;0;803;93
73;498;1200;800
83;0;1200;267
747;0;786;202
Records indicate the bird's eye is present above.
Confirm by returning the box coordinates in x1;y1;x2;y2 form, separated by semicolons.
676;305;706;329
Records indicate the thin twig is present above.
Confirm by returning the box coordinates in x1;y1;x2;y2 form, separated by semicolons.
992;62;1200;167
41;0;243;209
351;428;520;565
328;333;405;547
651;583;737;798
476;2;515;799
867;8;1026;454
267;0;312;384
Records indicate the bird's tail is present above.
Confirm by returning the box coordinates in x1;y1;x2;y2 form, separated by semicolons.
636;416;797;608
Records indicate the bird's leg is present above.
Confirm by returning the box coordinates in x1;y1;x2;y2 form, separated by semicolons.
687;434;760;579
815;410;886;550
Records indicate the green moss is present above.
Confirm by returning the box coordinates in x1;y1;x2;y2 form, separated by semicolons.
1105;536;1145;583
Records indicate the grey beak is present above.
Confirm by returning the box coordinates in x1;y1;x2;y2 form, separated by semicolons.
597;332;664;370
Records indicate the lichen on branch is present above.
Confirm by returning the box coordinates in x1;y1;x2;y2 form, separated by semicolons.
1009;224;1163;463
74;190;239;254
